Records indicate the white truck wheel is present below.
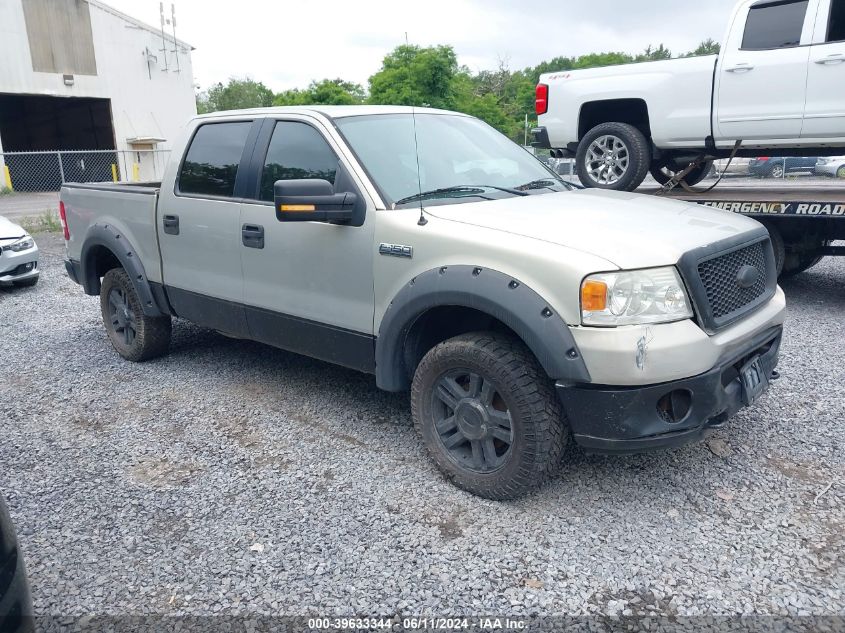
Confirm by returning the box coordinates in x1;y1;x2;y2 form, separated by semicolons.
575;122;651;192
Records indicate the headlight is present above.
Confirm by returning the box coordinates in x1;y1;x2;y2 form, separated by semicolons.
581;266;693;327
6;237;34;252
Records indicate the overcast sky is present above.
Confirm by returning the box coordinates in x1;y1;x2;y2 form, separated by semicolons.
103;0;739;92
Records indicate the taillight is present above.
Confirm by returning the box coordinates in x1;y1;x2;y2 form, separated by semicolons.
535;83;549;115
59;201;69;241
757;157;770;161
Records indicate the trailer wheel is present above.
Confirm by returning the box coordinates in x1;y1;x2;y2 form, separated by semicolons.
760;222;785;277
650;160;714;188
575;122;651;191
781;239;830;278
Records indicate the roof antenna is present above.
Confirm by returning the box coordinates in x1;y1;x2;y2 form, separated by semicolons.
406;31;427;226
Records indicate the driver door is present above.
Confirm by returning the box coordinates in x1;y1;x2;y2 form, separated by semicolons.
238;116;376;371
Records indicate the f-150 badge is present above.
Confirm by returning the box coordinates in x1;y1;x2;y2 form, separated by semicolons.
379;243;413;258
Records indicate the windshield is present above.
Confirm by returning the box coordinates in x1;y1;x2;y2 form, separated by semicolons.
333;113;569;207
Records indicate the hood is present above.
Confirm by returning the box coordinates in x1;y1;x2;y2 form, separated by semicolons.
424;189;762;270
0;215;26;241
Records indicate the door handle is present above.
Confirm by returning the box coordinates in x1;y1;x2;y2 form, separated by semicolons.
726;64;754;73
241;224;264;249
815;54;844;65
162;214;179;235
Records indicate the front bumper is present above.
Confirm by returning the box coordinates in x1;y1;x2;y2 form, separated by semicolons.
0;243;39;284
558;325;782;453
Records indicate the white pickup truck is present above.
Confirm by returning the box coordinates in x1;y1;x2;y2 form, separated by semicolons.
534;0;845;191
61;106;785;499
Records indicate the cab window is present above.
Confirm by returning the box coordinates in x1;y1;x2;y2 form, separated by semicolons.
259;121;338;201
742;0;809;49
178;121;252;197
828;0;845;42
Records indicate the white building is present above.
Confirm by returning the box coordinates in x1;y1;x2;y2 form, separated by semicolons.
0;0;196;186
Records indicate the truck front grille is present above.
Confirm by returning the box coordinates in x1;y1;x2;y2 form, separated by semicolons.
697;241;768;320
678;231;777;334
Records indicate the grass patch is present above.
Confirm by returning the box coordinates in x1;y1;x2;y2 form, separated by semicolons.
19;211;62;234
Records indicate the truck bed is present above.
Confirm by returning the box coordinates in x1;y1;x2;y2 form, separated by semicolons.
61;181;164;285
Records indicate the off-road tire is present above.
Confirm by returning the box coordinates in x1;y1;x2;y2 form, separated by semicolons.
100;268;171;362
411;331;568;500
575;122;651;192
13;276;39;288
649;160;714;188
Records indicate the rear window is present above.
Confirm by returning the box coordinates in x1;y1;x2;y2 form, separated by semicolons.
178;121;252;197
829;0;845;42
742;0;809;49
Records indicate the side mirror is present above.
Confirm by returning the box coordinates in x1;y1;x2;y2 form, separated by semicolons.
274;179;356;224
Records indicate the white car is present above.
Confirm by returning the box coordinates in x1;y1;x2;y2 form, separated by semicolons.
815;156;845;178
535;0;845;190
0;215;39;287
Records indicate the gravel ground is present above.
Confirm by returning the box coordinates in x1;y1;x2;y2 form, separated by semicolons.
1;232;843;623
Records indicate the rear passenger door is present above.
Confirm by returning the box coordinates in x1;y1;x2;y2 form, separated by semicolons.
238;116;376;371
803;0;845;138
157;118;259;335
715;0;817;141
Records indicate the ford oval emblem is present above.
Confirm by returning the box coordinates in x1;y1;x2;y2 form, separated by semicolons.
736;265;759;289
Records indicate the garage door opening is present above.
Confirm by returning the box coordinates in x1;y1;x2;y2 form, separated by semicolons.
0;94;117;191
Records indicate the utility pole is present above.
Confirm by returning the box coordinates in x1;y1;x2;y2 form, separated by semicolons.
524;113;529;146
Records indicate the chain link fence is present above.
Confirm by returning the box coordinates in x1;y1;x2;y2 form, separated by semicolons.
0;150;171;192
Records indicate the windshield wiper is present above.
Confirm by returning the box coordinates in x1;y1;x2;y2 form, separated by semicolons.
516;178;570;191
395;185;529;206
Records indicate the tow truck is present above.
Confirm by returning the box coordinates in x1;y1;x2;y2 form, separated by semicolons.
640;182;844;277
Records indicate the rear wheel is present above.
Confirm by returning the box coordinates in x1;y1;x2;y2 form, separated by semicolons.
768;163;785;179
575;122;651;191
649;159;714;188
411;331;568;500
100;268;171;362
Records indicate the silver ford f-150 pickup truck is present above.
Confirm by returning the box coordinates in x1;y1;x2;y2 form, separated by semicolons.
61;106;786;499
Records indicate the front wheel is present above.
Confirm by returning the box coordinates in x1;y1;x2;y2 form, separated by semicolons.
575;122;651;191
100;268;172;362
411;332;568;500
650;160;714;188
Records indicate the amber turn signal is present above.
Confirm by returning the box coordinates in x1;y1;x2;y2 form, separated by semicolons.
279;204;316;212
581;279;608;312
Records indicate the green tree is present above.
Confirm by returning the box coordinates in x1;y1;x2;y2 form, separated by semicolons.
274;79;365;106
686;38;721;56
635;44;672;62
196;78;274;113
368;45;459;109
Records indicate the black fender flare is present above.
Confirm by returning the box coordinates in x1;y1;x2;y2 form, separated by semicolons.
375;265;591;391
79;223;166;317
